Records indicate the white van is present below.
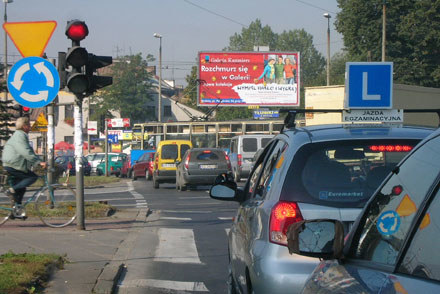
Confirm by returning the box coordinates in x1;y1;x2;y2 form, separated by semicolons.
229;134;273;182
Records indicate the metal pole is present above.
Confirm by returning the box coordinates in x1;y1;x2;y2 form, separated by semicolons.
3;1;9;102
105;121;108;177
326;17;330;86
74;97;85;230
382;1;386;62
87;97;90;154
158;37;162;122
47;59;56;186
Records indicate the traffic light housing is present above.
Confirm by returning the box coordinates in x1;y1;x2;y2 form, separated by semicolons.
12;105;31;118
59;20;112;97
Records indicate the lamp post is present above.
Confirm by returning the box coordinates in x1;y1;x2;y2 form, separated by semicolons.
323;13;331;86
154;33;162;122
3;0;12;102
382;0;386;62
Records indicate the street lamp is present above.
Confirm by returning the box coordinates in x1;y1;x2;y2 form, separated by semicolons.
154;33;162;122
3;0;12;102
323;12;331;86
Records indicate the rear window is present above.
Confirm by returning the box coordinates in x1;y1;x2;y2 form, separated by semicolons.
194;150;221;161
162;145;178;159
281;139;420;208
261;138;271;148
243;138;258;152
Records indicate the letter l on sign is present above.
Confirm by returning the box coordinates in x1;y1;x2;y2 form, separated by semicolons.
362;72;381;100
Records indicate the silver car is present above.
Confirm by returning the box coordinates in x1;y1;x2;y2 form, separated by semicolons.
289;127;440;293
210;123;434;294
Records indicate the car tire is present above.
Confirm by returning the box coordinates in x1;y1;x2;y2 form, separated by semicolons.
234;170;241;183
153;177;159;189
147;172;152;181
181;184;187;191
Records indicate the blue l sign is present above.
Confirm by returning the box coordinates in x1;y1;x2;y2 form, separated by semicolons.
345;62;393;109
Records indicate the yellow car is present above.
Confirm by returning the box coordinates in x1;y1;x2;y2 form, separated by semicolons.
153;140;192;189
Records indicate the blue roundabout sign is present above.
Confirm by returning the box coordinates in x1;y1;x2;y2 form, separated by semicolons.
7;56;60;108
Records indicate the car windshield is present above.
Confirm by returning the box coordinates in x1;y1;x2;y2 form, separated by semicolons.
281;139;421;208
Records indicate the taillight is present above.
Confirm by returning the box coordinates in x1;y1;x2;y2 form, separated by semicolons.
111;166;114;171
269;201;303;246
238;154;242;167
225;154;231;170
369;145;413;152
184;153;191;169
155;156;159;170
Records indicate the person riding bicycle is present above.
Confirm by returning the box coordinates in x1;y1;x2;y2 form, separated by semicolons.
2;116;46;206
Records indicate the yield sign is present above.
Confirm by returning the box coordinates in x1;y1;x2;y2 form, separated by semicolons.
3;21;57;57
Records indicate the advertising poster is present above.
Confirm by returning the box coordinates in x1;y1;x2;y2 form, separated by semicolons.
198;51;300;107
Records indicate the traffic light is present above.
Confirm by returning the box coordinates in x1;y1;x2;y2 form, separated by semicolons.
11;105;31;118
59;20;112;97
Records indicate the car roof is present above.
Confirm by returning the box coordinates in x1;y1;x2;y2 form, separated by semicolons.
282;124;435;142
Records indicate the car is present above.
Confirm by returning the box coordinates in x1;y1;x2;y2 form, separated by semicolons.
120;154;132;178
209;119;434;294
131;152;155;180
54;155;91;176
229;134;273;182
175;148;232;191
152;140;193;189
96;153;128;176
288;127;440;294
86;152;121;175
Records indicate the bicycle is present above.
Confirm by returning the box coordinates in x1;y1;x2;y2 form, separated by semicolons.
0;165;77;228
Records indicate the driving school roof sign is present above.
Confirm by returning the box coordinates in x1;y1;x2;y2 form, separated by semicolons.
198;51;300;107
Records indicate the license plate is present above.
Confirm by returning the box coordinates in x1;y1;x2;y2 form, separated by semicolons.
162;163;175;168
200;164;217;169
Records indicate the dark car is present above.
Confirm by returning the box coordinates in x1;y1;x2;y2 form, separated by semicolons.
55;155;91;176
176;148;232;191
209;121;434;294
288;127;440;294
131;152;155;180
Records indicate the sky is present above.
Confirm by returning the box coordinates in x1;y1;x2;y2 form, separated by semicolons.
1;0;344;86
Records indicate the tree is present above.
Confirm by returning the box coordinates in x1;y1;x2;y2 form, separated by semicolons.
336;0;440;87
91;54;155;124
225;19;278;52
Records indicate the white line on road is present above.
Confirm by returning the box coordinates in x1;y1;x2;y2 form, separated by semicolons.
155;228;202;264
161;210;212;214
218;217;233;220
225;228;230;235
178;196;210;200
160;217;192;221
177;202;223;206
119;279;209;292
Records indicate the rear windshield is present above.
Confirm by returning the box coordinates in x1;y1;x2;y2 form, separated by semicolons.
194;150;222;161
181;144;191;159
162;145;178;159
243;138;258;152
262;138;271;148
281;139;421;208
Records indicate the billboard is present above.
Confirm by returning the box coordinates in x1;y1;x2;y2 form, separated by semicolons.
198;51;300;107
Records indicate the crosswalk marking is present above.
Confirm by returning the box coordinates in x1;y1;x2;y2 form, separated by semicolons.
155;228;202;264
119;279;209;292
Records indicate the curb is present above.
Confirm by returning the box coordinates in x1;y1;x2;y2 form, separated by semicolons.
92;207;149;294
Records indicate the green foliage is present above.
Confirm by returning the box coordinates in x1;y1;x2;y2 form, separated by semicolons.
225;19;278;51
91;54;155;124
336;0;440;87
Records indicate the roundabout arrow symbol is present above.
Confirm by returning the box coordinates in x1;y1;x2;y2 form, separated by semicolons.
20;90;49;102
34;62;54;87
10;62;30;91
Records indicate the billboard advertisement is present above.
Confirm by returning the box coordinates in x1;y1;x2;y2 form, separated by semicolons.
198;51;300;107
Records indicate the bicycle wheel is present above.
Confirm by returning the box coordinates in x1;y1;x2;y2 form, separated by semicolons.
35;184;77;228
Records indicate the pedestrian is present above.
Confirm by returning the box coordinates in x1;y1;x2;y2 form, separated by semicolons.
2;116;46;206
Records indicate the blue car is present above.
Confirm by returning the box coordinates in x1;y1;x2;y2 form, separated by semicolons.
288;127;440;293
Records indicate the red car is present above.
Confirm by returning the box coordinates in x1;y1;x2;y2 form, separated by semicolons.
120;155;132;178
132;152;155;180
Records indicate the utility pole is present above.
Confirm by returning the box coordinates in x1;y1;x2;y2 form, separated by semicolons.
154;33;162;122
324;13;331;86
382;0;387;62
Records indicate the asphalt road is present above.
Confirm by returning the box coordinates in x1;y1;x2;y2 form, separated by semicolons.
112;179;239;293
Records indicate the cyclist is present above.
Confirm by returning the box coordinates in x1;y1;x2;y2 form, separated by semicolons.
2;117;46;206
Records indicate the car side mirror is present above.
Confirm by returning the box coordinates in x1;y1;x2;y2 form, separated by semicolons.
286;219;344;260
175;160;181;165
210;173;240;202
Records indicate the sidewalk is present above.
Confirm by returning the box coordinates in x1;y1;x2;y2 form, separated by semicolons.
0;182;148;294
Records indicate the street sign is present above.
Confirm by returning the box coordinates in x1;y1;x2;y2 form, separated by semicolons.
345;62;393;109
253;109;279;119
7;57;60;108
107;118;130;128
31;112;48;132
87;121;97;135
343;109;403;123
108;134;118;144
3;21;57;57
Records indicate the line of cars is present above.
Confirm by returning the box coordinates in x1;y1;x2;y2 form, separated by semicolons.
209;119;439;294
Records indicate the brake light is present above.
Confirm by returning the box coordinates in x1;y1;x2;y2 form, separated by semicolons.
392;185;403;195
184;153;191;169
238;154;242;167
269;201;303;246
225;154;232;170
155;156;159;170
369;145;413;152
111;166;114;171
203;150;212;153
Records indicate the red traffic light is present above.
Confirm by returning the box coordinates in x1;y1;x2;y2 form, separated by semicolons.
22;107;30;113
65;20;89;42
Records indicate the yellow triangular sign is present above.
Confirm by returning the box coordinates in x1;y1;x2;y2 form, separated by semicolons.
36;112;48;126
3;21;57;57
31;113;48;132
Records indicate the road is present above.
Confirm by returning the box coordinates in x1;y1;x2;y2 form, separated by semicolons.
96;178;239;293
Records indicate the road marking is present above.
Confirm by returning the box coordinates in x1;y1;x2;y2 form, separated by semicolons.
160;217;192;221
218;217;233;220
155;228;201;264
177;202;223;206
225;228;230;235
161;210;212;214
119;279;208;292
178;196;209;200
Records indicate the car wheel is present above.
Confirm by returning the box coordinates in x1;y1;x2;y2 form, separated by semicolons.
147;172;152;180
181;184;187;191
153;177;159;189
234;170;241;183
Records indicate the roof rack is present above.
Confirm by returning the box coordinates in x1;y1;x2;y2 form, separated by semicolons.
280;109;440;131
